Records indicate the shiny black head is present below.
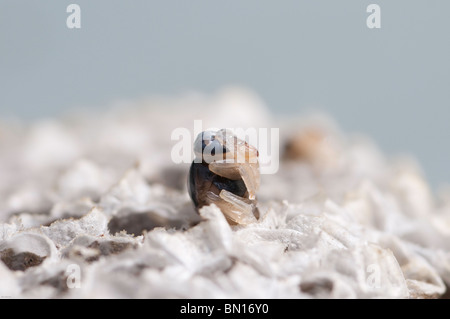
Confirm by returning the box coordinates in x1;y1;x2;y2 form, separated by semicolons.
193;131;228;161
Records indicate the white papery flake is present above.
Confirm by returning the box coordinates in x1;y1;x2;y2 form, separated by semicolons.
0;88;448;298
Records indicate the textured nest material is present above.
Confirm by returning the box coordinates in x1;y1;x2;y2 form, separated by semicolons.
1;88;450;298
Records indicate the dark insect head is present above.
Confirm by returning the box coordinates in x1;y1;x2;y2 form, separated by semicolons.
194;131;228;161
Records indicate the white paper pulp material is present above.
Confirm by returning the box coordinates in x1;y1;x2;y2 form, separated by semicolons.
0;88;449;298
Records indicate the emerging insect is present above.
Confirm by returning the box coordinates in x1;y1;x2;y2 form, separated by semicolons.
188;129;260;225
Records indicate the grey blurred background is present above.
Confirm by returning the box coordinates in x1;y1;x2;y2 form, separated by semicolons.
0;1;449;190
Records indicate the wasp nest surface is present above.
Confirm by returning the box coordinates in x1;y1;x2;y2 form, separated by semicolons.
0;88;449;298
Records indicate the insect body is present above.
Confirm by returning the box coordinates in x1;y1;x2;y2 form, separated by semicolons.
188;129;260;225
